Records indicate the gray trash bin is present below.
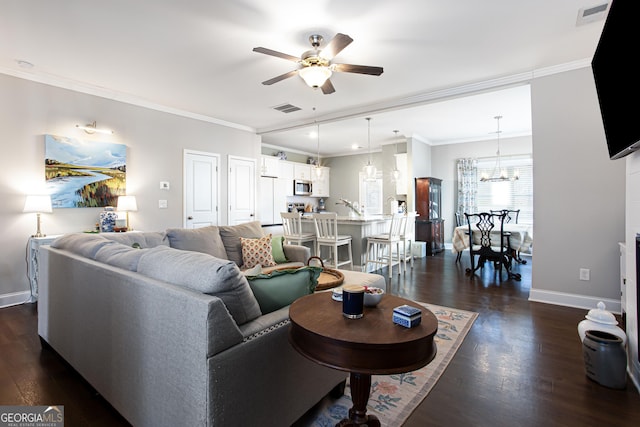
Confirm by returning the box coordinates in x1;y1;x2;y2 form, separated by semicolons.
582;330;627;389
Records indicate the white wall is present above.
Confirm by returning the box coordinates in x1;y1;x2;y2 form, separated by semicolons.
406;138;432;211
0;74;260;301
529;67;625;309
625;152;640;389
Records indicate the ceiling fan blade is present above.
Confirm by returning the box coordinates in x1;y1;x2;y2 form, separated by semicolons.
332;63;384;76
320;79;335;94
262;70;298;85
320;33;353;60
253;47;300;62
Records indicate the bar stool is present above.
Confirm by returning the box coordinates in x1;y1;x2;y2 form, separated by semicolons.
312;212;353;270
400;212;416;271
365;213;406;277
280;212;316;255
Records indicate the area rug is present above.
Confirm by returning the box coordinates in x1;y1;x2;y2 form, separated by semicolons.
306;303;478;426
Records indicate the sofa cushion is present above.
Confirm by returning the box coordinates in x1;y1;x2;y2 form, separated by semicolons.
100;231;168;248
94;242;148;271
246;266;322;314
165;226;227;259
218;221;264;267
50;233;114;258
137;246;261;325
271;235;288;263
240;234;277;269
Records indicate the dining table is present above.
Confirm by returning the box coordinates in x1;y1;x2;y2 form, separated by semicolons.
451;223;533;259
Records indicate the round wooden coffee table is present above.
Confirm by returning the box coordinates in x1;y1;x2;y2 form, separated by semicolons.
289;292;438;426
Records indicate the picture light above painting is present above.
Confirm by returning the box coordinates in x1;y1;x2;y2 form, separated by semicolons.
44;134;126;208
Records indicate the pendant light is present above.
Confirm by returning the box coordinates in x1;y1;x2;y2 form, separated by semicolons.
392;129;401;181
363;117;377;180
314;121;323;178
480;115;519;182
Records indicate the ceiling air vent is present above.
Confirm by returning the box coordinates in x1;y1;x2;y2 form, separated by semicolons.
273;103;302;114
576;3;609;26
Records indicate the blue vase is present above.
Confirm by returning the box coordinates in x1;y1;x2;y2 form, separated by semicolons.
99;207;118;232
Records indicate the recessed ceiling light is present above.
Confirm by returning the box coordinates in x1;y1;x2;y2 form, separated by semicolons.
16;60;34;69
351;144;361;150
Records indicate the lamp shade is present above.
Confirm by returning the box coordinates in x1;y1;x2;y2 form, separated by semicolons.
117;195;137;212
299;66;332;88
23;195;52;213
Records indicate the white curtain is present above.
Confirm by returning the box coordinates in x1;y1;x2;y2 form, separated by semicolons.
456;158;477;220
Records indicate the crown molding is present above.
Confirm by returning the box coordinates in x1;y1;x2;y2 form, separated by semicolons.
0;66;255;133
1;57;591;137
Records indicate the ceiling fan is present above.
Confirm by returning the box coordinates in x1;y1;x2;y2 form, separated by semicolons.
253;33;383;94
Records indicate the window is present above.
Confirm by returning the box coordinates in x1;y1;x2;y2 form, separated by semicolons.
359;172;383;215
476;155;533;224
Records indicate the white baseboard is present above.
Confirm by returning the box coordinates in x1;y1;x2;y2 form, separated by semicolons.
0;291;32;308
528;288;622;314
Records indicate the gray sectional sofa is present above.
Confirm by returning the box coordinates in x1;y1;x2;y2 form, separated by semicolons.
37;222;386;427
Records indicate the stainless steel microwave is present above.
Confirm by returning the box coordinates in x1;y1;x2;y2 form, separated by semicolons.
294;179;312;196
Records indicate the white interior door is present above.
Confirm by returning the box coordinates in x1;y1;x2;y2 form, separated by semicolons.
184;150;219;228
228;156;256;225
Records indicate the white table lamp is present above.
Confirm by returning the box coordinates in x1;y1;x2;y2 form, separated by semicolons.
23;195;53;237
117;195;137;230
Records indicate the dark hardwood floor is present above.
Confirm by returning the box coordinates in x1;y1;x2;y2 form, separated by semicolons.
1;251;639;426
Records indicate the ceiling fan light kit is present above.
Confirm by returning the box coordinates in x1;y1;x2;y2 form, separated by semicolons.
299;66;332;88
253;33;383;94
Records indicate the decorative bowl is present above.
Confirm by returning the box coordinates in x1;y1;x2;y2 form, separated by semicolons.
363;286;384;306
331;287;343;302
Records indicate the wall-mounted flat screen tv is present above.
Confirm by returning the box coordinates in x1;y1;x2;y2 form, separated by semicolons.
592;0;640;160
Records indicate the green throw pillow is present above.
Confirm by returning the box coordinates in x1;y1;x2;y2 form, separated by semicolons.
246;266;322;314
271;235;288;263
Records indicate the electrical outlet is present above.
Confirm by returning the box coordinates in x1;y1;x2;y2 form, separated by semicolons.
579;268;590;281
160;181;170;190
159;200;168;209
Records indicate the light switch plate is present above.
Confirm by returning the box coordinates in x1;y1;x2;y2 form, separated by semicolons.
579;268;590;281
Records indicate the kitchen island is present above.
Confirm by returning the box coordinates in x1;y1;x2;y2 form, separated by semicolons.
300;214;393;271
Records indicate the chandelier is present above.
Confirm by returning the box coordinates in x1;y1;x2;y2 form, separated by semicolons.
480;115;519;182
314;121;323;178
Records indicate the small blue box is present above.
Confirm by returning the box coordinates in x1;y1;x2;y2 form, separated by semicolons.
392;305;422;328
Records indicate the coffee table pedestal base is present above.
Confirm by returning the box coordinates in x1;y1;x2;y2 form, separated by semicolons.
336;372;381;427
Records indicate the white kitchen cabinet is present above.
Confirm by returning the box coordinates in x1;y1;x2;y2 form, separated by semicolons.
294;163;312;181
259;176;289;225
280;161;295;196
312;166;330;197
260;155;280;177
394;153;408;195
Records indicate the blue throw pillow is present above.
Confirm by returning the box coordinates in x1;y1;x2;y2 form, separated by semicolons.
246;266;322;314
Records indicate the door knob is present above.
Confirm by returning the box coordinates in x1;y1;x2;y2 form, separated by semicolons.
187;216;193;220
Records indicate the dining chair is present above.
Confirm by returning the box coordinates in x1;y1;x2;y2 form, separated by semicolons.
365;213;406;278
280;212;316;255
454;212;469;263
490;209;520;224
312;212;353;270
464;211;521;281
490;209;526;264
455;212;464;227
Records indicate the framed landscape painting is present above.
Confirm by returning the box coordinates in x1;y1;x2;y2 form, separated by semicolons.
45;134;127;208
